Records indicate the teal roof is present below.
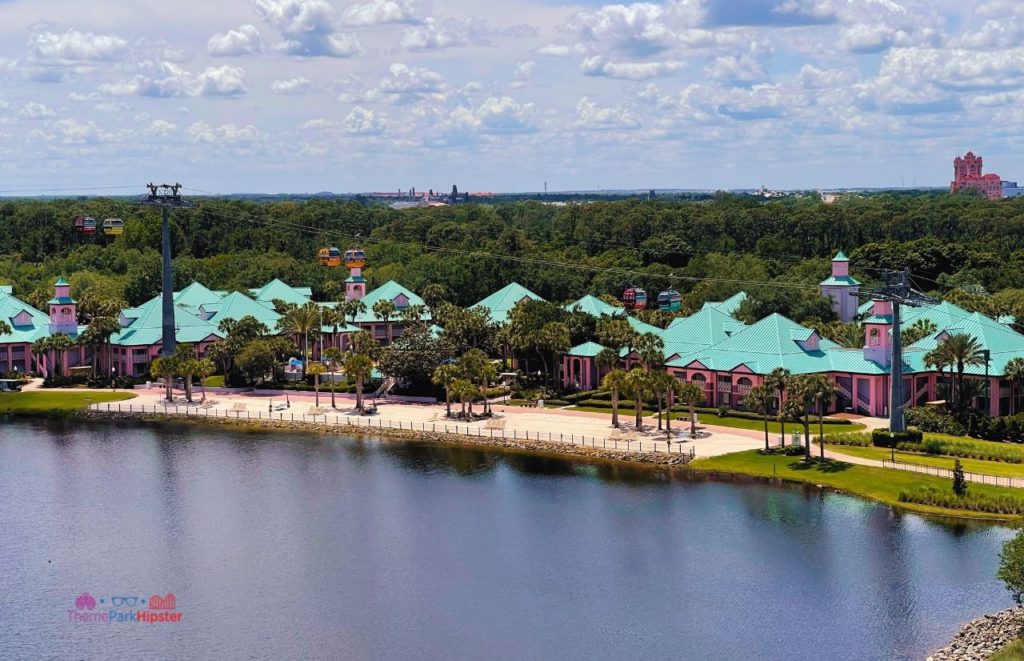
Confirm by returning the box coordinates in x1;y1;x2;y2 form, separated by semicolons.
472;282;543;324
565;295;623;318
174;282;224;308
46;297;76;305
833;251;849;262
0;291;53;344
202;291;282;328
857;300;875;316
0;286;11;295
660;306;746;359
900;300;997;333
864;315;893;324
820;275;860;287
627;316;661;337
249;279;313;306
701;291;747;318
111;297;223;347
354;281;430;323
54;277;70;286
567;341;607;358
907;312;1024;377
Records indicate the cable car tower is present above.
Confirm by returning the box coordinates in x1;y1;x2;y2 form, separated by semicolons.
856;269;936;433
143;183;191;357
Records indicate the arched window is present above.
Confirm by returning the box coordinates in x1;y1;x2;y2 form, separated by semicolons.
869;328;880;347
691;373;707;383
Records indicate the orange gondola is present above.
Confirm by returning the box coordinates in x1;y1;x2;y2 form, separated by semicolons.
344;248;366;269
318;247;343;267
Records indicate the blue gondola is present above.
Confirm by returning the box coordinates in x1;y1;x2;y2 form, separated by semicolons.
657;289;682;312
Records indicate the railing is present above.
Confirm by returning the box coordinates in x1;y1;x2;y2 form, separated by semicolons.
96;402;698;457
880;458;1024;489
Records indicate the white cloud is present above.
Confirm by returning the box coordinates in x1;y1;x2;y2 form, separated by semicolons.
348;62;447;103
253;0;362;57
574;97;638;129
29;29;128;62
271;76;312;95
343;106;388;134
341;0;421;26
298;118;337;130
99;63;246;98
448;96;537;134
147;119;178;136
17;102;56;120
187;121;268;144
400;17;489;51
208;25;262;56
581;56;683;80
563;1;702;57
508;60;536;88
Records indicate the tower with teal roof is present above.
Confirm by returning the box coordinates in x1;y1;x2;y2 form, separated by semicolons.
819;252;860;323
47;277;78;335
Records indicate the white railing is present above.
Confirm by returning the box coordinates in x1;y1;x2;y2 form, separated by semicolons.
881;458;1024;489
95;402;697;457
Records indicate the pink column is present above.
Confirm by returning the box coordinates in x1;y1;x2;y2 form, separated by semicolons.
991;378;1001;417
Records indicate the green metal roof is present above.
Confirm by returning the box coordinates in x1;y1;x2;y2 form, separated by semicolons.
908;312;1024;376
627;316;661;337
174;282;224;308
54;277;70;286
203;291;282;328
111;297;223;347
249;279;313;306
472;282;543;324
46;297;76;305
820;275;860;286
864;315;893;325
660;306;746;359
353;281;430;323
0;291;53;344
567;341;607;358
701;291;747;317
565;295;623;318
833;251;849;262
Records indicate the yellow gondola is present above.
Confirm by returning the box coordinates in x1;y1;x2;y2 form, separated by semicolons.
319;247;343;267
102;218;124;235
345;248;366;269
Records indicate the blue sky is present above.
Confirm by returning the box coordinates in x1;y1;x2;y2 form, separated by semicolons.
0;0;1021;193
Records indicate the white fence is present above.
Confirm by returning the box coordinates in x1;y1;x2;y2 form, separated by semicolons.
881;458;1024;488
96;402;696;457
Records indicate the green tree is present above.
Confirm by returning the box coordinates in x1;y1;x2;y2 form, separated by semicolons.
377;323;447;393
451;378;477;419
595;347;620;375
808;374;837;459
537;321;571;385
195;358;215;402
765;368;791;444
341;298;367;326
743;384;774;452
925;333;986;414
344;352;374;413
1005;357;1024;415
172;344;197;402
952;458;968;497
0;320;10;337
149;355;177;402
48;334;74;377
432;363;461;418
788;375;816;461
307;362;327;408
322;347;344;408
31;337;51;377
602;369;629;428
676;382;705;438
235;340;277;385
421;283;448;315
902;318;937;346
372;299;398;345
277;303;321;373
998;528;1024;604
624;368;650;430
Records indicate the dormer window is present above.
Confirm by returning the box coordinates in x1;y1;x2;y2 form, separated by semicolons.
869;328;880;347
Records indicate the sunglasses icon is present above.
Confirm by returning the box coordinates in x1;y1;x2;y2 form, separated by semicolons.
111;596;138;607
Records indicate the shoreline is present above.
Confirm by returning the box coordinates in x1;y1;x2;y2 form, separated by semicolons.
928;608;1022;660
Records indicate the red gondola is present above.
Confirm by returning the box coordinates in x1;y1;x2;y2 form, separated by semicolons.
622;287;648;311
74;215;97;235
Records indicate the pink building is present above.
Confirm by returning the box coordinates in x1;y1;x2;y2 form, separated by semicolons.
951;152;1003;200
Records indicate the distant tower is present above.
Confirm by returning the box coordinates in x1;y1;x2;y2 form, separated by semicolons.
819;251;860;323
951;151;1003;199
48;277;78;334
345;249;367;301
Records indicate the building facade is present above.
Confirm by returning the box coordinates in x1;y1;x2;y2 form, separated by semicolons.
951;151;1004;199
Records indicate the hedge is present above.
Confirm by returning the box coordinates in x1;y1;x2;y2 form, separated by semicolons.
898;486;1024;515
872;429;923;447
821;432;873;447
914;437;1024;464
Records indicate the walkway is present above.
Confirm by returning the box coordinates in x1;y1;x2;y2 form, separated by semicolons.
821;444;1024;489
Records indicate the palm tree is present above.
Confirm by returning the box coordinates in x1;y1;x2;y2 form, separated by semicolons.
1006;357;1024;415
323;307;348;351
676;382;705;438
195;358;215;403
400;304;427;326
787;375;816;462
765;368;791;444
928;333;986;414
635;334;665;372
624;368;650;430
372;299;398;345
421;283;448;315
48;334;74;377
808;374;837;459
80;316;119;376
902;318;937;346
341;299;367;326
323;347;344;408
595;347;620;378
344;352;374;414
743;385;774;452
647;370;673;431
173;344;197;402
150;355;177;402
452;378;476;419
31;337;51;376
601;369;629;428
277;303;321;374
0;320;10;337
307;362;327;408
433;363;461;418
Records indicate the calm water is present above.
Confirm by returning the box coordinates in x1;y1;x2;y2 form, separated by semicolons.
0;419;1014;661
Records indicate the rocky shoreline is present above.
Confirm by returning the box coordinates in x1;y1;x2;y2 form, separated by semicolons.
928;608;1023;660
76;410;693;467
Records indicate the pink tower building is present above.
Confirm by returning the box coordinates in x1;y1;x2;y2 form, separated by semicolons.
951;152;1003;200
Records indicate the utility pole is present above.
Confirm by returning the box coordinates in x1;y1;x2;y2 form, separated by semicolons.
143;183;189;357
857;269;937;432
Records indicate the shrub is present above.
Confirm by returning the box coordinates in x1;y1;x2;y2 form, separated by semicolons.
717;404;730;417
905;407;966;436
913;436;1024;464
898;486;1024;515
953;459;968;497
872;428;923;448
821;432;872;447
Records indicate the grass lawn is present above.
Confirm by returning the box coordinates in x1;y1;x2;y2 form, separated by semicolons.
821;442;1024;478
571;406;865;436
202;375;225;387
992;639;1024;661
0;391;136;415
690;450;1022;520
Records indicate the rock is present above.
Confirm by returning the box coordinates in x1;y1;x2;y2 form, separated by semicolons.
930;607;1023;660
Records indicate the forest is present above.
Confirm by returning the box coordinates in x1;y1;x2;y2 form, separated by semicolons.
1;191;1023;331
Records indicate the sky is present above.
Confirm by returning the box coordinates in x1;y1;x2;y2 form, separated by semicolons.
0;0;1022;194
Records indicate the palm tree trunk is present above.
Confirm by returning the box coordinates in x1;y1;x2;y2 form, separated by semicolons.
356;381;363;413
657;394;663;430
803;407;812;462
666;392;672;436
818;399;826;460
314;376;320;407
611;391;619;427
763;412;769;452
635;398;642;429
445;388;452;417
330;373;336;408
200;378;207;403
689;403;696;437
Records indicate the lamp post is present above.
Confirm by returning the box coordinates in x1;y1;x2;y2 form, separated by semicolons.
111;365;116;391
983;349;992;415
890;431;895;463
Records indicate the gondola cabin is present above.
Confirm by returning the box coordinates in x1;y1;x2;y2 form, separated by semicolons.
622;287;648;311
319;247;343;267
102;218;124;235
657;289;682;312
74;215;97;235
345;248;366;269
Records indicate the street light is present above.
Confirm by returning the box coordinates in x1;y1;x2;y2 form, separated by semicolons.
890;431;895;463
983;349;992;415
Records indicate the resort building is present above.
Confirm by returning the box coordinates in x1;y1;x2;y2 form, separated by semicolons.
951;151;1004;200
0;280;89;375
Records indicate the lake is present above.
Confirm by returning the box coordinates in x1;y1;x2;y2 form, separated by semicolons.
0;418;1013;660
